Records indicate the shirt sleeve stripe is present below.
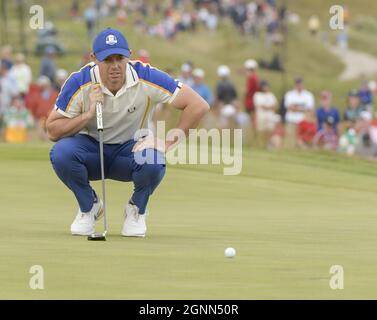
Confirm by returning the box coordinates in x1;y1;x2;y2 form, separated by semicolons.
65;81;92;113
55;105;74;118
168;85;182;104
140;79;173;97
56;63;94;103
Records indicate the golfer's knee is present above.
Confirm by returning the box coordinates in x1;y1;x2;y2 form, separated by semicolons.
50;138;76;169
134;162;166;188
145;163;166;184
134;148;166;166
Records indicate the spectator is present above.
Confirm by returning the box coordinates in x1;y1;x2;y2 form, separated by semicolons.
55;68;69;91
316;91;340;134
80;51;92;68
9;53;32;97
368;77;377;98
358;80;373;112
297;110;317;149
369;119;377;146
284;77;315;148
192;68;214;106
344;89;362;122
244;59;259;118
39;46;57;84
215;65;238;107
29;76;58;140
253;80;277;147
308;15;320;36
357;110;372;138
0;45;14;70
339;121;358;155
137;49;151;64
214;65;241;129
269;115;285;149
84;6;98;40
0;60;19;121
178;63;194;87
313;119;338;151
2;96;34;143
116;8;128;25
35;21;64;56
265;9;281;47
206;10;218;31
337;30;348;51
70;0;80;18
354;133;377;159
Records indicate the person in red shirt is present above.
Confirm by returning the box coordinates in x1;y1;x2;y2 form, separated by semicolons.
244;59;259;118
29;75;58;140
137;49;150;64
297;110;317;148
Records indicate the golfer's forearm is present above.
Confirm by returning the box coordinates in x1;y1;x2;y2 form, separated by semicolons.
165;101;209;150
176;101;210;136
47;112;93;142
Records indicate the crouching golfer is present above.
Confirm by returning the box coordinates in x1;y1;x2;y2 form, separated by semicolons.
46;28;209;237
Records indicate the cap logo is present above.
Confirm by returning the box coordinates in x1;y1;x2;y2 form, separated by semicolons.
105;35;118;45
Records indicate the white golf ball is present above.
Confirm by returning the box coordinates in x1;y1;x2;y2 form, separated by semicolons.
225;247;236;258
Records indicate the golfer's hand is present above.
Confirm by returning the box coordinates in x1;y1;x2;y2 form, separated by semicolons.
132;135;166;154
87;84;104;119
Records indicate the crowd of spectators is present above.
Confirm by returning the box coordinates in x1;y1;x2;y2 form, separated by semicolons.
164;58;377;161
2;38;377;161
1;0;377;162
80;0;284;43
0;45;67;143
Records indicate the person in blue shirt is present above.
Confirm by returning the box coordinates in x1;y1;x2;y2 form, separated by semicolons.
316;91;340;134
191;68;213;107
358;80;373;109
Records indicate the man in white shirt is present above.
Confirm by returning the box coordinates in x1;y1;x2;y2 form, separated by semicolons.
284;77;314;147
46;28;209;238
0;61;19;119
9;53;32;96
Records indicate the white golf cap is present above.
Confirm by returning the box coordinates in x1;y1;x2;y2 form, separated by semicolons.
37;75;51;86
221;104;236;117
360;110;372;121
244;59;258;69
181;63;192;73
56;68;68;81
217;65;230;77
193;68;205;78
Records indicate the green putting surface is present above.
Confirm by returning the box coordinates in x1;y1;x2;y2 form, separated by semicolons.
1;142;377;299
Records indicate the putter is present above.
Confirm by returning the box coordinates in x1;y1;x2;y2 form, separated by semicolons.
88;97;108;241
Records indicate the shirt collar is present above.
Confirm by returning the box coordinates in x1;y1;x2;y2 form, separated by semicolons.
93;62;139;97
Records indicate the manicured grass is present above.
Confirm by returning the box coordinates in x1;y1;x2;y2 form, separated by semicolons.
1;142;377;299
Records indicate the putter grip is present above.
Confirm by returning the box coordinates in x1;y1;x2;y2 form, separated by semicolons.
96;101;103;131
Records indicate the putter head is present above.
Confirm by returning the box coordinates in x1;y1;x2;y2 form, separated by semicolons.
87;232;107;241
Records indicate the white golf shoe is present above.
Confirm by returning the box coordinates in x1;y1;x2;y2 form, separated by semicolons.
70;200;104;236
121;203;147;237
